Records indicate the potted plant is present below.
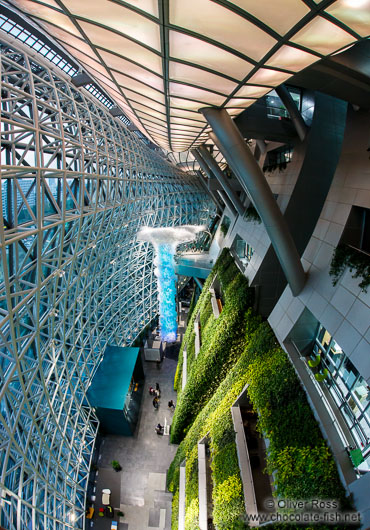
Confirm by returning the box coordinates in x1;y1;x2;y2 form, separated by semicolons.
111;460;122;472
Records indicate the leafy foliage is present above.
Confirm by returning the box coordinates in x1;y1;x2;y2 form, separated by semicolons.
330;243;370;292
220;215;231;237
171;490;179;530
213;474;244;529
244;339;347;504
169;251;349;530
171;251;255;444
272;444;342;499
243;205;261;224
186;285;199;324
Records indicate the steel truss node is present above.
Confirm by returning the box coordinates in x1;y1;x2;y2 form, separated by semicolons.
0;37;212;530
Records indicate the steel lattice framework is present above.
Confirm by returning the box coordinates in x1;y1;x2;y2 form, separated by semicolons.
0;37;211;530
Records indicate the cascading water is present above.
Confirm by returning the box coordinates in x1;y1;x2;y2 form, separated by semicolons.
155;242;178;342
137;225;205;342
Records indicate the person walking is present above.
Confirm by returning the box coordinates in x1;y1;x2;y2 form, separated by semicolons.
168;399;175;410
155;423;163;435
153;396;159;410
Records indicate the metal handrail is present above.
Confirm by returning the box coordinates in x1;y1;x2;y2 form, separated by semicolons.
290;341;349;447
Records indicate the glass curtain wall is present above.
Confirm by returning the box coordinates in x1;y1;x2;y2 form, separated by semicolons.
0;36;212;530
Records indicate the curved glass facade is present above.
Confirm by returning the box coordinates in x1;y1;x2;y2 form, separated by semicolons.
0;37;211;529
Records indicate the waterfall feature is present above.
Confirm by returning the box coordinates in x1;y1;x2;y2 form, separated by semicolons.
137;225;205;342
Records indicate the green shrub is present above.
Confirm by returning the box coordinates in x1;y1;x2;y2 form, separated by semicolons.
186;332;196;367
212;474;245;529
218;257;238;290
170;305;255;443
171;490;179;530
169;252;349;530
185;448;199;507
171;250;255;444
199;293;213;330
244;321;277;360
187;287;199;324
272;443;344;500
212;442;241;486
244;336;348;507
174;256;222;394
184;498;199;530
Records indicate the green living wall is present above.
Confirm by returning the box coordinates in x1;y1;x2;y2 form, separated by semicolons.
168;250;352;530
172;249;255;443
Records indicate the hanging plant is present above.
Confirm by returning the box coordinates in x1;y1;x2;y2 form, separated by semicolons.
329;244;370;292
220;216;231;237
244;205;261;224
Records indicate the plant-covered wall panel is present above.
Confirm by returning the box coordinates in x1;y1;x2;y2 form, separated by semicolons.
169;251;350;530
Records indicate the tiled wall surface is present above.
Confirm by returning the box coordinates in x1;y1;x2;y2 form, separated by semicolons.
222;140;307;285
268;107;370;382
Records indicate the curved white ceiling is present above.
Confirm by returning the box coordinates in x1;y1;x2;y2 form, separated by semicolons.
8;0;370;151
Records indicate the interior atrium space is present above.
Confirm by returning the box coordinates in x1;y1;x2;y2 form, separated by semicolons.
0;1;369;529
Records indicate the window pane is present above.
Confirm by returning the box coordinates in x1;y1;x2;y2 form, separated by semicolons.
352;379;370;410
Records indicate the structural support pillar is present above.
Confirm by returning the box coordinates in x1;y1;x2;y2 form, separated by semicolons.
201;107;306;296
195;170;224;213
192;150;238;216
216;189;238;217
192;148;244;217
275;85;308;142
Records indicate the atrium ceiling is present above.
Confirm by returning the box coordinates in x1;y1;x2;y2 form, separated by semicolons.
6;0;370;151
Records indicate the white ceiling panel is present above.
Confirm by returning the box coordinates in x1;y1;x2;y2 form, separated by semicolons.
9;0;367;151
61;0;161;50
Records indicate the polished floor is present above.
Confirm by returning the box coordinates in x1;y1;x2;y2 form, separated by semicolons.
87;333;183;530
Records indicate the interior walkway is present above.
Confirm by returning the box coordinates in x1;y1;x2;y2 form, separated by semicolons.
87;339;181;530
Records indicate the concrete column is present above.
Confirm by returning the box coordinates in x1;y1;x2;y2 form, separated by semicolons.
216;190;238;217
275;85;308;142
192;151;238;216
195;170;224;212
202;107;306;296
193;147;245;217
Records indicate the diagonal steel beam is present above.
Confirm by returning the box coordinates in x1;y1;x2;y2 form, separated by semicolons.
192;148;244;217
201;107;306;296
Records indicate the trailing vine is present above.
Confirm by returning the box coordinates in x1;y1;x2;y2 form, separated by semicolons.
220;216;231;237
243;205;261;224
329;244;370;292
